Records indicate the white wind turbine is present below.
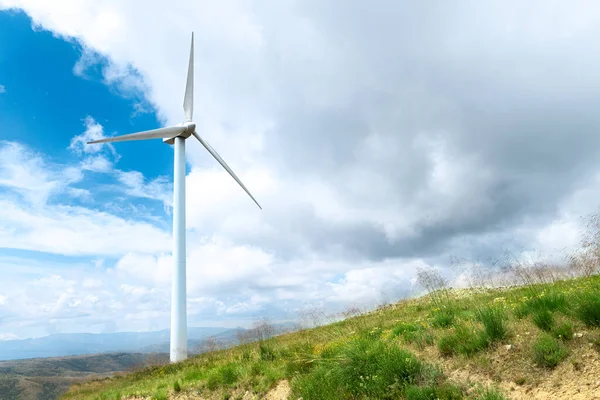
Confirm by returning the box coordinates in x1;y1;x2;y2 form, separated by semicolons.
87;32;262;363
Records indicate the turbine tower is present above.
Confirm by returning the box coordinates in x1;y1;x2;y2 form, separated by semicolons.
87;32;262;363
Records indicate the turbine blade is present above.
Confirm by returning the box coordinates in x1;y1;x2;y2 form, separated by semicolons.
87;126;186;144
183;32;194;122
192;131;262;210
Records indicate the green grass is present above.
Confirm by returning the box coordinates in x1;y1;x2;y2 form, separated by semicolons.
392;322;435;349
476;306;508;342
532;334;568;368
473;386;508;400
392;321;423;337
258;341;277;361
551;322;574;341
290;336;454;400
404;383;463;400
532;309;554;331
526;290;568;314
60;274;600;400
438;324;490;357
574;291;600;327
430;308;456;328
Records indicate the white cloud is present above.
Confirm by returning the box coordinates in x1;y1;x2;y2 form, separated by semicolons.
0;139;171;257
0;84;5;93
0;200;171;256
326;260;428;305
82;278;102;289
69;117;172;208
69;116;118;158
81;155;113;173
0;333;19;341
117;170;172;210
0;141;83;206
3;0;600;339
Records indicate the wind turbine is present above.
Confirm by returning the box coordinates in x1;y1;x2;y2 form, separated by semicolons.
87;32;262;363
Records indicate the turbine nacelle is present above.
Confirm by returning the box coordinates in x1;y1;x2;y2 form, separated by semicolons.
163;122;196;144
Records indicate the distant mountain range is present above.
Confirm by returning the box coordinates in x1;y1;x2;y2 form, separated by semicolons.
0;327;237;361
0;322;298;361
0;323;298;399
0;352;170;400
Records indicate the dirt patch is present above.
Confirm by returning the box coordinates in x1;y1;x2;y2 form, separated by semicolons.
125;380;292;400
503;345;600;400
237;380;291;400
263;380;291;400
448;345;600;399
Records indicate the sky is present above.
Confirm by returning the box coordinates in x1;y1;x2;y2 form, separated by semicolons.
1;1;600;340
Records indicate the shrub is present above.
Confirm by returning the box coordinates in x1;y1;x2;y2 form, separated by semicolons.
219;363;239;385
172;380;181;392
575;292;600;327
525;291;568;314
438;325;489;357
206;363;239;389
259;341;277;361
437;333;458;357
551;322;573;341
431;308;456;328
291;336;450;399
532;310;554;331
532;334;568;368
339;337;423;398
477;306;508;342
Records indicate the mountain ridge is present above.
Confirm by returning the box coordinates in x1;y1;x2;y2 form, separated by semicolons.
0;326;235;361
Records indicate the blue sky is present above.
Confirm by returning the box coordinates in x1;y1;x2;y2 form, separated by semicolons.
0;11;179;338
2;1;600;342
0;10;171;179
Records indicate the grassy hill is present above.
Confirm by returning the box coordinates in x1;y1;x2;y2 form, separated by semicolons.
60;273;600;400
0;353;168;400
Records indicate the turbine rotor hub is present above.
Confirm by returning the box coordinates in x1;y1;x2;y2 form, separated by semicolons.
183;122;196;134
163;122;195;144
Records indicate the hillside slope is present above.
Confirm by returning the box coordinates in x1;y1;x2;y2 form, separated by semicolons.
0;353;169;400
62;275;600;400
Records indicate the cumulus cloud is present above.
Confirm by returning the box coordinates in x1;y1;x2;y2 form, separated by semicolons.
0;141;83;206
117;171;172;210
69;117;172;208
3;0;600;336
69;116;118;159
0;139;171;256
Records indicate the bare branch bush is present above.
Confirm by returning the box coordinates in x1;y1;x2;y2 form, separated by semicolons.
449;255;500;290
296;304;333;329
568;212;600;278
194;336;224;354
416;266;451;307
